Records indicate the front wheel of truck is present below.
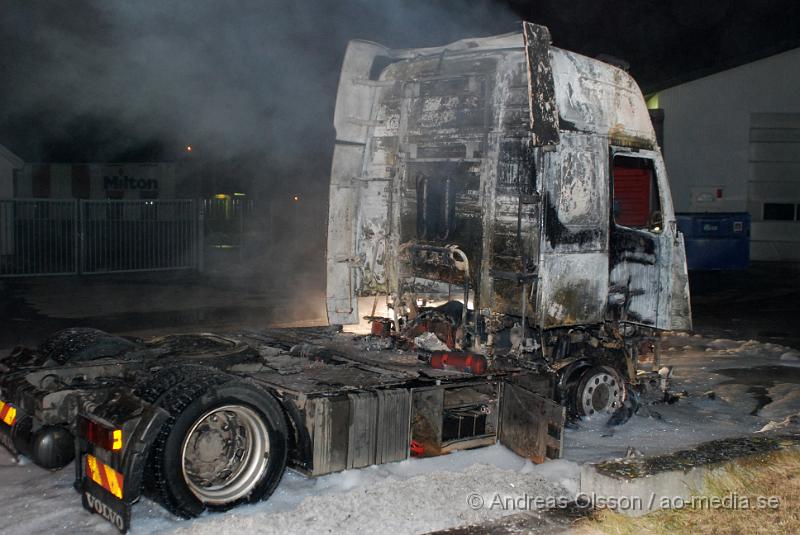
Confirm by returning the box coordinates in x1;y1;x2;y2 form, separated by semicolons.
574;365;625;417
145;372;288;518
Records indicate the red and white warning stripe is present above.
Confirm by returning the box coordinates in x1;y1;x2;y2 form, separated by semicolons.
0;400;16;426
85;454;125;499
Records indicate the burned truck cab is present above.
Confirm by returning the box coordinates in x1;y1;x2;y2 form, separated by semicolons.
0;24;694;533
326;23;691;413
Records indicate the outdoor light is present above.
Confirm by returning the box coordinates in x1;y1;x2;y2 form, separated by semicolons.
293;195;300;202
186;145;193;152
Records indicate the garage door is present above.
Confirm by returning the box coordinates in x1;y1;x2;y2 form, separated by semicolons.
748;112;800;261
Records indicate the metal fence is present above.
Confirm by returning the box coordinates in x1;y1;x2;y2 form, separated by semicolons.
0;199;200;276
0;199;78;276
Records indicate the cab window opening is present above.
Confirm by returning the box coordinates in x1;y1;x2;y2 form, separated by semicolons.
611;154;662;233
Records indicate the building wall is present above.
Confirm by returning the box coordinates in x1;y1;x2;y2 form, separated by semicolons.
0;158;15;200
0;145;24;200
658;47;800;261
16;162;177;200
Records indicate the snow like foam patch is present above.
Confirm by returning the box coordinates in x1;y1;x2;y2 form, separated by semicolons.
781;351;800;361
662;332;799;359
1;444;580;535
708;338;743;350
169;446;578;535
520;458;580;496
760;385;800;419
758;412;800;433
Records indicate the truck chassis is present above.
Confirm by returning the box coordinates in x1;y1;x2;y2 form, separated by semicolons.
0;326;566;532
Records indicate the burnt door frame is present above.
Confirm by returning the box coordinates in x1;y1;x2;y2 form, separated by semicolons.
608;147;669;328
535;132;610;329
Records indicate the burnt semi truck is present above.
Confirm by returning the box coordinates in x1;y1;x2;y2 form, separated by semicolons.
0;23;690;532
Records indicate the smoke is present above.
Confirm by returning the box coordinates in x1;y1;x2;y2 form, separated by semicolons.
1;0;517;175
0;1;520;323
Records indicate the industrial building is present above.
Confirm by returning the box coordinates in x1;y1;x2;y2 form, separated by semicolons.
12;162;179;200
0;145;23;200
654;47;800;261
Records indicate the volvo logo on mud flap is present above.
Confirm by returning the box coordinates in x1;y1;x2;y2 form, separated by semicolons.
84;492;125;531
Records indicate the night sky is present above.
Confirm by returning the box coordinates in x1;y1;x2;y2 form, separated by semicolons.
1;0;798;195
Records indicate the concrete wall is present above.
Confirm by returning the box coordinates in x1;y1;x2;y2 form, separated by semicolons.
658;47;800;260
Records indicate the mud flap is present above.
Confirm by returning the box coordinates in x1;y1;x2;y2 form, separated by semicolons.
499;381;565;463
82;478;130;533
75;395;169;532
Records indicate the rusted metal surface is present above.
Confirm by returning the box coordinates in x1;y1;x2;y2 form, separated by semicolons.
326;22;691;338
523;22;560;147
537;132;609;328
499;382;565;463
410;387;444;457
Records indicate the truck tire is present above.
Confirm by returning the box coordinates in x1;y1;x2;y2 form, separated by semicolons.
39;328;139;364
134;364;220;404
145;371;288;518
574;365;625;417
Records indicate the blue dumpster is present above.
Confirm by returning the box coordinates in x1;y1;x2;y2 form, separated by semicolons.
675;212;750;270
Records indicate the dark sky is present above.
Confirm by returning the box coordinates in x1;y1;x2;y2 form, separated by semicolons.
1;0;798;194
511;0;800;91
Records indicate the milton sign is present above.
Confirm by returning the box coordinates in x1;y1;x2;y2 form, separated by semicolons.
103;175;159;191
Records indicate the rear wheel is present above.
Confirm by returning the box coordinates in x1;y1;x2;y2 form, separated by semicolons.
134;364;219;404
145;371;288;517
38;328;139;364
180;404;271;505
574;366;625;417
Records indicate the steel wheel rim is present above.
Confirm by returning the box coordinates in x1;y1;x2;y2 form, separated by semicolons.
580;371;623;415
180;404;270;504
